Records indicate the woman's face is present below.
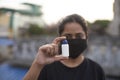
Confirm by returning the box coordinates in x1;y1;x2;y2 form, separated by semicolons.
61;22;86;39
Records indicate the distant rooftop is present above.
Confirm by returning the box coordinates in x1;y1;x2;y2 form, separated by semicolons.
0;3;42;16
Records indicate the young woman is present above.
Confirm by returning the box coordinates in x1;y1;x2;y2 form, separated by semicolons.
23;14;105;80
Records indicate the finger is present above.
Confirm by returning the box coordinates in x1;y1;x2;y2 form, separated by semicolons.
44;44;55;57
50;44;57;56
52;36;66;44
39;44;55;57
54;45;59;55
48;45;55;57
39;45;49;53
45;47;51;56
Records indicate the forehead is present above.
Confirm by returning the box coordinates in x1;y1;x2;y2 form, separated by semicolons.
63;22;84;34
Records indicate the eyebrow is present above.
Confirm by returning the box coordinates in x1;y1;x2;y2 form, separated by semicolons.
62;33;71;36
76;33;84;35
62;32;84;36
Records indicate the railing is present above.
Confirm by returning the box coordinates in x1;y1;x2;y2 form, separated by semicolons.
9;35;120;76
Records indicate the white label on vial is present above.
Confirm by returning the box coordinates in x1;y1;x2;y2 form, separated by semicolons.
62;44;69;57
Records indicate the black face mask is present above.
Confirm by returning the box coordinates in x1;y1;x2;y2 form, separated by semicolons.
59;38;87;59
67;38;87;59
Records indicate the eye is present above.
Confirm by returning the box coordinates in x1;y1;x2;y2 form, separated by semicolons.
63;34;72;39
76;33;84;39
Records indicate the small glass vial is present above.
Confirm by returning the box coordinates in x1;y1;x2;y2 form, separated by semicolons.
61;40;69;57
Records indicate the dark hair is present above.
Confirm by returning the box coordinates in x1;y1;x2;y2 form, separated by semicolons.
58;14;88;38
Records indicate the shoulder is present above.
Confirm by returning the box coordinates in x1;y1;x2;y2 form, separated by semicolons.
85;58;101;67
85;58;106;80
85;57;105;74
85;57;104;71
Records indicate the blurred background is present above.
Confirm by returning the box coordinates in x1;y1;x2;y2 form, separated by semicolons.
0;0;120;80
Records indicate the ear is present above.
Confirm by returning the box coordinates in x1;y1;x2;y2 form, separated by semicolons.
85;32;88;44
86;30;89;39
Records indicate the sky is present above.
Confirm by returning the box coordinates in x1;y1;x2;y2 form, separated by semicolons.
0;0;114;24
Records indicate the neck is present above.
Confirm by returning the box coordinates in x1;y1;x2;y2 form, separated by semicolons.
61;54;84;68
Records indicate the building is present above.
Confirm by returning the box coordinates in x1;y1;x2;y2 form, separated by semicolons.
107;0;120;36
0;3;44;38
0;9;10;37
0;3;44;61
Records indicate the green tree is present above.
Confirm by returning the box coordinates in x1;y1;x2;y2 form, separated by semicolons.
90;20;111;35
28;24;44;35
94;20;110;28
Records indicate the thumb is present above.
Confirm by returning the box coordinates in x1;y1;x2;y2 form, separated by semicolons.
54;55;68;61
45;55;68;64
